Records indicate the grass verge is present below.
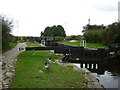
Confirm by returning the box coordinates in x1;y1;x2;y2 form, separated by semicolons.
58;40;108;49
10;43;87;88
26;42;42;47
2;42;18;53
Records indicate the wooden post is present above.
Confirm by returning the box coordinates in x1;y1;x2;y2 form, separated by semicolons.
81;63;83;68
89;64;92;69
85;63;87;68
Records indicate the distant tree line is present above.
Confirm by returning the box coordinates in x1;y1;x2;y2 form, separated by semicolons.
83;24;106;32
83;22;120;45
41;25;66;37
66;35;82;40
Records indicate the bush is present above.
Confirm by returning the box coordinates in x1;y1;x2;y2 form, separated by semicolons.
103;22;120;45
1;15;13;52
83;22;120;45
83;29;104;43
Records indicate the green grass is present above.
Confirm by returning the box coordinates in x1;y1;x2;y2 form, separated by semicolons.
11;43;87;88
26;42;42;47
9;42;18;49
85;43;108;49
58;40;108;49
58;40;80;46
2;42;18;53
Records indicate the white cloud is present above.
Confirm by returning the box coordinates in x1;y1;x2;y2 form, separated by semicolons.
0;0;119;36
91;0;119;12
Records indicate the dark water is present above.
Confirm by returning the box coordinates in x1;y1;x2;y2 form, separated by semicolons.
74;58;120;89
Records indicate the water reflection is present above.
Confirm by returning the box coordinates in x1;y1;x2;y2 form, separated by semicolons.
74;58;120;89
93;71;119;89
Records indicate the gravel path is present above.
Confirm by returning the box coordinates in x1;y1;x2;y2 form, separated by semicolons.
2;43;27;64
0;43;27;89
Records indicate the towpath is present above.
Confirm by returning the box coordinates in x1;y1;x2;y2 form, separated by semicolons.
0;43;26;89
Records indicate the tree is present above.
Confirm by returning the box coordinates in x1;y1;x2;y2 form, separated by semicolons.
66;35;81;40
40;31;44;37
9;35;18;43
83;22;120;45
41;25;66;37
43;26;51;36
83;29;104;43
57;25;66;37
0;15;13;51
103;22;120;45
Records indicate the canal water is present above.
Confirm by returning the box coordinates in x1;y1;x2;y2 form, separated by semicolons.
74;58;120;89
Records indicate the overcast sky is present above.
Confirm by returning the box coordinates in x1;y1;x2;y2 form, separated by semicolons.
0;0;119;36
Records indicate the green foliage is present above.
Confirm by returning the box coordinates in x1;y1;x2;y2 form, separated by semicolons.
83;24;105;32
83;22;120;45
42;25;66;37
66;35;82;40
40;31;44;36
1;15;13;52
58;40;80;46
85;43;108;49
9;34;18;43
2;42;18;53
1;15;18;53
26;42;42;47
103;22;120;45
43;26;51;36
84;30;104;43
9;42;17;48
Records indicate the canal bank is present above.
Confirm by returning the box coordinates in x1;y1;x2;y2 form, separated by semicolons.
55;60;104;88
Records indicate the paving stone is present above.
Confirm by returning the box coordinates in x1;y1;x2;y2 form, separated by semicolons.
2;82;8;85
93;82;103;88
3;84;9;87
10;69;15;72
6;71;13;75
2;87;9;89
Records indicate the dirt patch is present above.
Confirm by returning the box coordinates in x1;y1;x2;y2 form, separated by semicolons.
39;70;44;73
